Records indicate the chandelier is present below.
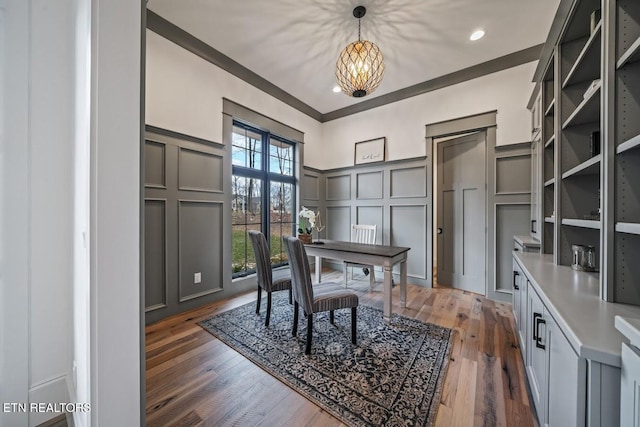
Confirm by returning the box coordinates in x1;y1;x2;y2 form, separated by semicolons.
335;6;385;98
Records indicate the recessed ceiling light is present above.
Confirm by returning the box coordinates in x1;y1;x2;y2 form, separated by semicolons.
470;30;485;41
333;86;341;93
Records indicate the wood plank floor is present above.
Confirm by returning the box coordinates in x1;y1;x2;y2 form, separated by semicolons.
145;270;538;427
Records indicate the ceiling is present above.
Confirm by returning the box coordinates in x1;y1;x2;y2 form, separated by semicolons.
147;0;560;115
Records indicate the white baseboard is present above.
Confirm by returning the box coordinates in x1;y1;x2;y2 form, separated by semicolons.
28;374;70;427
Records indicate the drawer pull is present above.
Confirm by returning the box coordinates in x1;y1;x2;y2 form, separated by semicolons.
534;313;546;350
513;271;520;290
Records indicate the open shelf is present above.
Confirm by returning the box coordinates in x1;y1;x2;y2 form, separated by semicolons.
616;222;640;235
562;218;601;229
617;133;640;154
545;134;556;148
545;217;556;224
562;22;602;88
562;82;601;129
617;36;640;70
562;154;601;179
545;178;555;187
545;99;556;117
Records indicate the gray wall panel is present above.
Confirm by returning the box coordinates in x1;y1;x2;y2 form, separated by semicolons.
390;205;427;278
390;166;427;198
326;206;351;240
495;154;531;194
145;140;166;188
356;205;384;243
144;200;167;310
178;147;223;193
356;171;383;199
326;174;351;200
178;200;223;301
303;173;320;201
495;204;531;291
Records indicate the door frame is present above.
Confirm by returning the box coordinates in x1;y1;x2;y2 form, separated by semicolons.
426;111;504;300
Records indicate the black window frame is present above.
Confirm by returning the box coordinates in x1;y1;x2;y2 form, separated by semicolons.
231;120;297;278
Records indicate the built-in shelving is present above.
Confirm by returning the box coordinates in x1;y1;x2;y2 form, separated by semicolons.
562;83;601;129
545;99;556;117
545;178;555;187
616;223;640;235
617;134;640;155
562;219;601;230
545;217;555;224
545;135;555;148
562;22;602;88
617;36;640;70
561;154;601;179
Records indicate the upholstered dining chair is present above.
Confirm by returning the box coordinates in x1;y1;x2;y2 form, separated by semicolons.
283;236;359;355
344;224;377;288
248;230;292;327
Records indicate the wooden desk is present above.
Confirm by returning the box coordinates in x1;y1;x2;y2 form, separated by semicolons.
303;240;410;322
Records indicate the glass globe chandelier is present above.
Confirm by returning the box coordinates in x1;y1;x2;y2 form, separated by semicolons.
335;6;385;98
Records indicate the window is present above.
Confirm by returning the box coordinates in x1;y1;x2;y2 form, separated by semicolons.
231;121;296;277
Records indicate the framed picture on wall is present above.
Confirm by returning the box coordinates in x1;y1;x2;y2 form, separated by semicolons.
354;137;385;165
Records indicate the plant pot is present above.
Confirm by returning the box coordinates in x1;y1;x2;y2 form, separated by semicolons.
298;233;312;244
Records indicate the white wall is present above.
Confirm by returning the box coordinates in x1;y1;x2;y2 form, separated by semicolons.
146;31;323;158
319;63;537;170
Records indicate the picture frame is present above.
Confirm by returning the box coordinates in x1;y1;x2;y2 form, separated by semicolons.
354;137;386;165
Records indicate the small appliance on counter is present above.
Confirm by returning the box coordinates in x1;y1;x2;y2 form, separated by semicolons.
571;244;598;272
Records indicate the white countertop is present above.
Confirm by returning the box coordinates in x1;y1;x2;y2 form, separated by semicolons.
514;252;640;367
514;235;541;247
615;316;640;349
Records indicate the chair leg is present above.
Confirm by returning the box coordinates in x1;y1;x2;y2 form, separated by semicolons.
256;286;262;314
292;302;299;337
369;267;375;288
343;262;348;287
306;314;313;355
351;307;357;345
329;310;334;325
288;288;292;304
265;292;272;327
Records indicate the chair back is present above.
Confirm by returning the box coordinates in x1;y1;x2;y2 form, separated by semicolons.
351;224;377;245
283;236;314;314
248;230;272;290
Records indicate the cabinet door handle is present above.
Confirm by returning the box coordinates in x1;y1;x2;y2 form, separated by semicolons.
531;220;537;233
513;271;520;290
533;312;542;341
534;314;546;350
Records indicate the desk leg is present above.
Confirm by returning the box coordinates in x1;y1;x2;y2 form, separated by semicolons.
314;256;322;284
400;260;407;308
383;265;392;323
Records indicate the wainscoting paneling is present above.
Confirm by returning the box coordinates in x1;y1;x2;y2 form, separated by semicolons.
326;174;351;201
303;173;320;201
390;205;427;278
178;200;223;302
356;171;383;199
390;166;427;198
495;154;531;195
145;199;167;311
356;205;384;243
178;147;223;193
145;140;166;188
495;204;531;291
326;206;351;240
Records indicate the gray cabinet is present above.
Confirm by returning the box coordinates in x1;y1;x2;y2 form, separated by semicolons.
547;313;586;426
620;343;640;427
512;258;528;358
531;135;542;240
526;285;547;424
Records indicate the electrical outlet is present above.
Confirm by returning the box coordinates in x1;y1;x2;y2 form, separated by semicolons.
194;272;202;284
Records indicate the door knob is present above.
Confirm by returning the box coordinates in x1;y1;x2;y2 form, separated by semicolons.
437;228;443;234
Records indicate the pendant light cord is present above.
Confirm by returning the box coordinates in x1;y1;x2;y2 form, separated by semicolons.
358;17;361;41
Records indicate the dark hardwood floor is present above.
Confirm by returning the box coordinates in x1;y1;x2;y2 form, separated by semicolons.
145;270;537;426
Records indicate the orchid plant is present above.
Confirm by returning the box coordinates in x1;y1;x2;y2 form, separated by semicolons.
298;206;316;235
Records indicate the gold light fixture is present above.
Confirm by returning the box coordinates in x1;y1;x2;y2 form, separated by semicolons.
335;6;385;98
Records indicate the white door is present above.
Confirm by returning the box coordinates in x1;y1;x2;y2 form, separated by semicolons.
436;132;486;294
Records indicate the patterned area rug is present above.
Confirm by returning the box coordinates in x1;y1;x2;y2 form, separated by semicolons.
199;292;453;427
